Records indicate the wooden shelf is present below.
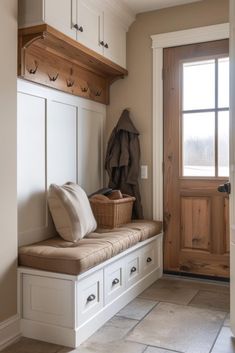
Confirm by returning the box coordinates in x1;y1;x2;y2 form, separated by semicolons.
18;24;128;104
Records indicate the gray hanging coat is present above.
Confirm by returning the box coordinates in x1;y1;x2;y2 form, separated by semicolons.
105;109;143;219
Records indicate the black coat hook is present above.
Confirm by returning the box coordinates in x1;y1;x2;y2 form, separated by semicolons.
95;90;102;97
81;86;89;93
48;73;59;82
28;61;38;75
66;79;75;88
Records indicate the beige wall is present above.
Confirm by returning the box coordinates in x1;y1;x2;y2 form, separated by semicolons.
107;0;229;219
0;0;18;322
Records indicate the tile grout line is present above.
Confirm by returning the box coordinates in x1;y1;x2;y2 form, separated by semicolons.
122;301;161;342
208;322;224;353
146;343;183;353
186;289;200;306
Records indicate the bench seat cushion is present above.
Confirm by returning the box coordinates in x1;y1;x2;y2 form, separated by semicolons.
18;228;140;275
120;220;162;241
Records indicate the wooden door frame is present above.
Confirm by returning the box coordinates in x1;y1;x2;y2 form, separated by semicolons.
151;23;230;222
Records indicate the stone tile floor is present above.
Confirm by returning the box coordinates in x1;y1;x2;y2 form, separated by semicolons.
2;276;234;353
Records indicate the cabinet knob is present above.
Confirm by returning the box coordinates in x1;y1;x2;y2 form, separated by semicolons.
100;41;104;46
104;43;109;49
74;24;83;32
147;257;152;263
87;294;96;302
112;278;120;286
130;266;137;274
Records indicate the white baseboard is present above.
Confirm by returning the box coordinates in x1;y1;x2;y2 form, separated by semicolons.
0;315;21;351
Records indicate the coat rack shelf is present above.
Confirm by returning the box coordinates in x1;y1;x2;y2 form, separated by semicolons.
18;24;128;105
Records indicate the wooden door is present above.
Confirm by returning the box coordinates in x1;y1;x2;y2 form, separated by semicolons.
76;0;103;54
163;40;230;278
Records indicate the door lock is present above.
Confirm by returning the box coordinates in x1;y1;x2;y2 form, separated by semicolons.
217;182;231;194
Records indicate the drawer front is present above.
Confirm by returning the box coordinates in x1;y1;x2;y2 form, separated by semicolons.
22;274;74;328
141;240;158;276
104;259;125;305
125;250;142;288
76;270;103;326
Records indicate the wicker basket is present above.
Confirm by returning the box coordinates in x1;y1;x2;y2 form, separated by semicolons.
90;194;135;229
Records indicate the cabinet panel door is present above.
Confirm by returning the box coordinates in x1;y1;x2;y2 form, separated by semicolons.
77;0;103;54
44;0;76;39
77;106;104;195
103;10;126;68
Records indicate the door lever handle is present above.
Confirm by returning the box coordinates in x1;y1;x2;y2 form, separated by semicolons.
218;182;231;194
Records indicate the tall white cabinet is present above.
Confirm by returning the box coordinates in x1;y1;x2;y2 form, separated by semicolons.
18;0;134;68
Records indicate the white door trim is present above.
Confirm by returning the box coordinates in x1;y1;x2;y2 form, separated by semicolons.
152;23;229;221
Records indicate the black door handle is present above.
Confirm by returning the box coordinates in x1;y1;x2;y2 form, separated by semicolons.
218;182;231;194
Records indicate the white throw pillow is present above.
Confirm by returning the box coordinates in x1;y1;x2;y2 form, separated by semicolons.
48;182;97;242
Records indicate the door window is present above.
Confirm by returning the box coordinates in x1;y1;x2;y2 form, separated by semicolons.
182;57;229;177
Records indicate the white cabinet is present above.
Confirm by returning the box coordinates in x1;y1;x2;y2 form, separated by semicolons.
18;0;77;40
44;0;77;39
103;9;126;68
18;0;128;68
76;0;103;54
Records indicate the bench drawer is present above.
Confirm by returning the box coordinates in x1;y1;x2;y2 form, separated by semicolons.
104;258;125;305
141;240;158;276
125;249;142;288
76;270;103;326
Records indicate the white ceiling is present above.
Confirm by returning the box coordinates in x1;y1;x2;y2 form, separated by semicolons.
121;0;203;14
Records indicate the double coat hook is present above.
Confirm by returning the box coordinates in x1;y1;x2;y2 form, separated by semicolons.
28;61;38;75
48;72;59;82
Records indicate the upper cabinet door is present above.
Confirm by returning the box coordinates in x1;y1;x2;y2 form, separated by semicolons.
76;0;103;54
44;0;77;39
103;10;126;68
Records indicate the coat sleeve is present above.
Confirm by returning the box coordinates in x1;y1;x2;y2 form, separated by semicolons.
126;134;141;185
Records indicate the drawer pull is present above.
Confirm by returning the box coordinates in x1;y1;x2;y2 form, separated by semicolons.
104;43;109;49
130;266;137;274
147;257;152;263
87;294;96;302
112;278;120;286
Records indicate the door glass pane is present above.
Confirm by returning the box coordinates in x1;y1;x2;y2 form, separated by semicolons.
218;111;229;177
183;60;215;111
183;112;215;176
218;57;229;108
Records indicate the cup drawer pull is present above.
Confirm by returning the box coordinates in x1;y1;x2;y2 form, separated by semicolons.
130;266;137;274
87;294;96;302
147;257;152;263
112;278;120;286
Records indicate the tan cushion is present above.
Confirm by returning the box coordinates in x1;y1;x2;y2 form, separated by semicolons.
120;220;162;241
86;228;141;255
48;182;97;242
18;229;140;275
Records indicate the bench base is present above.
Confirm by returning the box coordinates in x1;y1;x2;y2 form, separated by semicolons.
18;233;163;348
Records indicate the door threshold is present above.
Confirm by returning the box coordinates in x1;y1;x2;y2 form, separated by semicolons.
163;270;230;283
